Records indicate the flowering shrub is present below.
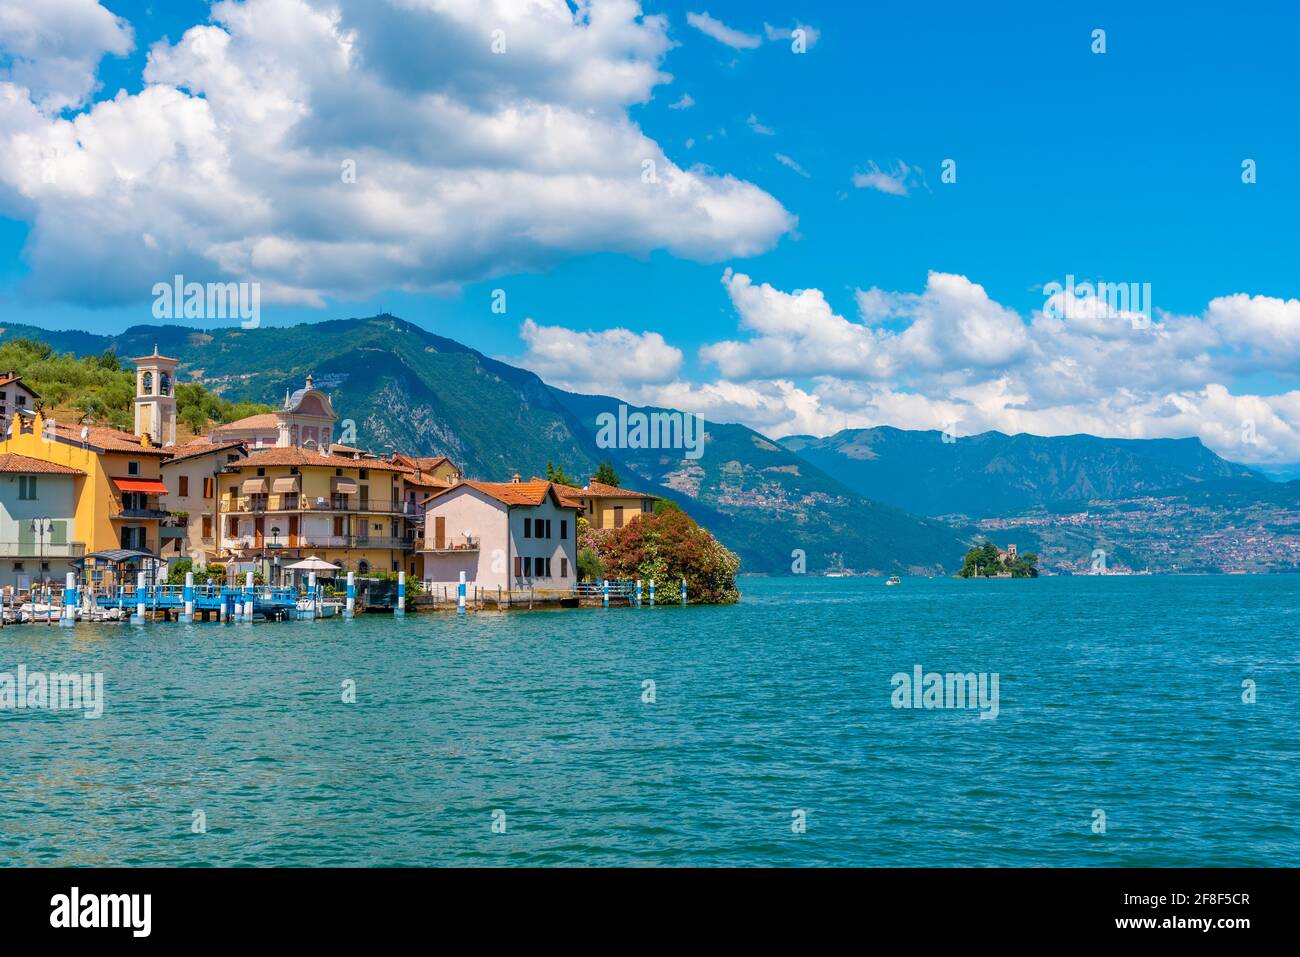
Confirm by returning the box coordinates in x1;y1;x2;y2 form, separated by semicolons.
579;510;740;604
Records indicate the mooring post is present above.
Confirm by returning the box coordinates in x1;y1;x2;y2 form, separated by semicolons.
344;571;355;619
180;571;195;624
649;578;656;607
303;571;317;621
681;577;687;605
396;571;406;617
635;579;643;607
60;572;77;628
457;570;466;615
243;571;255;622
603;578;610;608
131;571;147;624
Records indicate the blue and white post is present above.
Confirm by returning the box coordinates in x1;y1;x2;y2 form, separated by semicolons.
243;571;255;622
218;590;229;623
132;571;148;624
180;571;195;624
680;578;687;606
60;571;77;627
395;571;406;617
457;570;466;615
344;571;355;619
635;579;643;607
649;579;656;607
602;578;610;608
304;571;317;621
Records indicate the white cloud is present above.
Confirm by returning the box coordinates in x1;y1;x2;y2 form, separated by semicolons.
775;153;809;178
0;0;795;307
668;93;695;110
763;22;821;49
852;160;917;197
746;113;775;136
0;0;133;112
518;317;682;394
685;11;761;49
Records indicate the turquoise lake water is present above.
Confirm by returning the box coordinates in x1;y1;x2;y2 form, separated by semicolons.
2;575;1297;866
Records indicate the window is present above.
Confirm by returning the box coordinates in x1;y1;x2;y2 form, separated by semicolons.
202;516;212;538
18;475;36;500
257;467;266;476
359;469;369;480
560;519;567;540
334;517;345;537
560;557;568;578
523;557;532;577
514;556;522;578
203;477;214;498
227;517;238;537
179;475;189;497
13;563;23;572
523;518;531;538
128;461;140;476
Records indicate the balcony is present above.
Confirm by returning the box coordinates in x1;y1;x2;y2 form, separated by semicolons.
219;496;418;516
0;541;87;558
221;535;415;551
421;535;479;553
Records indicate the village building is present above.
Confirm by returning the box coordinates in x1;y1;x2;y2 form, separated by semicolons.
216;446;422;577
0;409;170;586
0;371;39;438
208;374;338;450
0;451;84;589
159;438;248;568
419;477;579;595
560;478;658;529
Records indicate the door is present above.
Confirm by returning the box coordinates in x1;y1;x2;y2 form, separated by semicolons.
434;516;446;549
614;506;624;528
254;516;265;548
288;515;299;547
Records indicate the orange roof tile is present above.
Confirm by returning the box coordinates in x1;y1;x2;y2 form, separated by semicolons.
48;420;170;456
234;447;410;471
211;412;279;432
423;479;581;509
0;452;85;475
580;479;656;499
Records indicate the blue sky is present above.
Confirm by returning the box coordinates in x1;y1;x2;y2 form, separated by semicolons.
1;0;1298;464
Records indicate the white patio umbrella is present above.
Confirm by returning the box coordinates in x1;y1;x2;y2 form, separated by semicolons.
284;556;341;572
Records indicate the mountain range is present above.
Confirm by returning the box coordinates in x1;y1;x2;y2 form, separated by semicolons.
4;314;1291;575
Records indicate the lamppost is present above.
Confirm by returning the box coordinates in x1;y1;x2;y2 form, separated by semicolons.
270;527;281;585
29;517;52;585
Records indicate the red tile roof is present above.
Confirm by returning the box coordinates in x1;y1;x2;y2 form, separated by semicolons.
49;420;170;456
165;438;246;463
0;452;85;475
579;479;656;499
211;412;279;432
234;447;411;471
423;480;581;509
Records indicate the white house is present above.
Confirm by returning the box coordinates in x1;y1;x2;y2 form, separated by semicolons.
0;451;85;589
419;478;579;596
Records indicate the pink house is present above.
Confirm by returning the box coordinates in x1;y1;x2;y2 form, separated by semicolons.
419;478;580;595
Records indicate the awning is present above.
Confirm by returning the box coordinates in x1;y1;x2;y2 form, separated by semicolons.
332;478;358;494
113;477;169;495
272;476;300;493
241;478;268;494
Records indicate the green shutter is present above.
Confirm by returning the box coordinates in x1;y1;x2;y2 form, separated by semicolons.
49;521;68;546
18;520;34;551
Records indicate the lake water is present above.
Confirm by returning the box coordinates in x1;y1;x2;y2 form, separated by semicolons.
2;575;1297;866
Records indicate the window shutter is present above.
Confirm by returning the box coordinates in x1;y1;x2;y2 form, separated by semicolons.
514;556;522;577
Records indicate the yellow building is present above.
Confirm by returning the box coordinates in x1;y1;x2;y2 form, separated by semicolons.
0;410;170;582
560;479;658;529
216;447;422;577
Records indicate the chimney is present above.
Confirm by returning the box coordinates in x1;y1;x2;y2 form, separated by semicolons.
511;472;521;484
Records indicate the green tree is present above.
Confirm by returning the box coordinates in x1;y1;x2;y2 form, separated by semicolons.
546;461;577;486
593;461;620;487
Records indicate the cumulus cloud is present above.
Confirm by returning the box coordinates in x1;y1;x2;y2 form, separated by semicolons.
0;0;133;112
518;317;682;394
0;0;795;307
685;11;761;49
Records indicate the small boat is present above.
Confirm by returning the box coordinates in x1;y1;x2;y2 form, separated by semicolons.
885;575;901;586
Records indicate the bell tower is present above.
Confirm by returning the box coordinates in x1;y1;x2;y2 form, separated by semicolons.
131;346;178;447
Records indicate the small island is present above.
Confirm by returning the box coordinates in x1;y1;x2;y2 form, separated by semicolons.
957;540;1039;579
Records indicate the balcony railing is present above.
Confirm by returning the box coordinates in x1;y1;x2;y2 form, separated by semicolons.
219;496;418;516
220;535;415;551
0;541;87;558
422;535;479;553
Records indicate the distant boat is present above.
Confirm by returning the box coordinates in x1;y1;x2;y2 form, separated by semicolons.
885;575;901;586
